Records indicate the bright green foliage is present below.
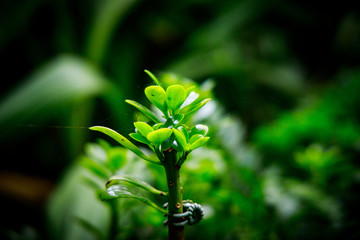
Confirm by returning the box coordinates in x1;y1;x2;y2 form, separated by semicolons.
147;128;173;145
166;85;186;114
145;86;167;113
134;121;154;137
91;70;211;166
190;137;210;151
89;70;211;217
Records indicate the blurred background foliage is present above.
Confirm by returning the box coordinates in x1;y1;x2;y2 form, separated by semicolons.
0;0;360;239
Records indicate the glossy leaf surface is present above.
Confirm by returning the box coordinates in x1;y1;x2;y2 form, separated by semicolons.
102;185;167;214
106;175;167;196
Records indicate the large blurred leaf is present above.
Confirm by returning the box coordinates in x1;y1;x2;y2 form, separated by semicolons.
0;55;108;138
86;0;138;64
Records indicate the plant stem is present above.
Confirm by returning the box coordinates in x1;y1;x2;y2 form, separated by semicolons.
108;200;119;240
163;148;184;240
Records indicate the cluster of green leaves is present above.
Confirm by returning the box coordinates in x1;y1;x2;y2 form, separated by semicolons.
84;70;211;222
90;70;210;168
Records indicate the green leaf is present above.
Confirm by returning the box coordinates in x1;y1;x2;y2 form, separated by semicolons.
144;69;162;87
145;86;167;113
102;185;167;214
129;132;151;144
0;56;107;139
173;128;188;151
189;134;204;144
190;124;209;136
134;121;154;137
106;175;167;197
190;137;210;151
89;126;161;165
147;128;173;145
166;85;186;113
125;100;161;123
180;98;211;115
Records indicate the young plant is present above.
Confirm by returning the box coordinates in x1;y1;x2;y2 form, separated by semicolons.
90;70;211;239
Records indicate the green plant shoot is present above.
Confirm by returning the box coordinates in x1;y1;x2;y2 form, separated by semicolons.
90;70;211;240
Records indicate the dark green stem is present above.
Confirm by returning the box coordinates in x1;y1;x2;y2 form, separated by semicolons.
163;148;184;240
